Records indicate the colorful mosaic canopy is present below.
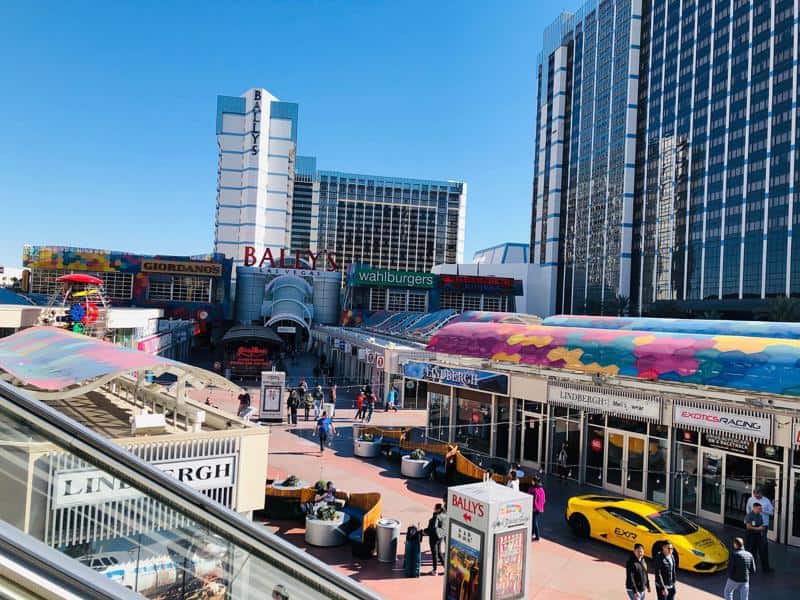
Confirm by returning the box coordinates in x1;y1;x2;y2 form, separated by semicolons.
427;321;800;397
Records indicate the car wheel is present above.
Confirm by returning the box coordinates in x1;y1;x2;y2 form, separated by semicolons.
568;513;591;539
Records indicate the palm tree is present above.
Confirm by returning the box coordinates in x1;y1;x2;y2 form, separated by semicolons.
767;295;800;322
614;294;630;317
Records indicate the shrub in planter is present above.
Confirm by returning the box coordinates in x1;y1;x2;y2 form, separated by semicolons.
359;431;375;442
315;504;338;521
409;448;426;460
315;480;327;492
280;475;300;487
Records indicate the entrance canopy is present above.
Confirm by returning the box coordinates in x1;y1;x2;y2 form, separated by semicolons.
0;326;239;397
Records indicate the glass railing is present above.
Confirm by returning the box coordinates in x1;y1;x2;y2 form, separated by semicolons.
0;380;380;600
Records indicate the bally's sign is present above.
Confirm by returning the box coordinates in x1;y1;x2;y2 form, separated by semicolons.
403;361;509;395
548;385;661;421
52;455;236;509
142;260;223;277
673;403;771;440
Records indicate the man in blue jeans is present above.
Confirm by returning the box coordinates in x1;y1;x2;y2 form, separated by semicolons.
316;411;336;454
724;537;755;600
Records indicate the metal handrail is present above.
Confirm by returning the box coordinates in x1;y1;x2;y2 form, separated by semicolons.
0;380;381;600
0;520;142;600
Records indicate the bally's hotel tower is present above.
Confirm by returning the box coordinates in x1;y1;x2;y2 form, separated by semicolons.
214;88;467;281
532;0;800;315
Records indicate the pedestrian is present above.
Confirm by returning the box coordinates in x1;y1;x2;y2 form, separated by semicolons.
425;504;446;575
403;525;424;577
365;392;376;423
745;487;773;571
355;391;365;421
744;503;771;573
237;389;252;419
303;387;313;422
654;543;677;600
557;442;569;480
528;477;546;541
625;543;650;600
385;386;399;412
724;537;755;600
506;471;519;491
299;378;308;397
287;389;299;425
315;411;335;455
330;384;337;409
313;384;324;419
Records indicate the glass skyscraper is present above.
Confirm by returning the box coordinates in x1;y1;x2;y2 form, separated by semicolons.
532;0;799;317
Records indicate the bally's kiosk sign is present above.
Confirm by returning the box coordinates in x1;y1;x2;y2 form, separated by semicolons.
403;362;509;395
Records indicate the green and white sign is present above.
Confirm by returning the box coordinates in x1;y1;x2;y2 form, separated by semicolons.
351;267;435;289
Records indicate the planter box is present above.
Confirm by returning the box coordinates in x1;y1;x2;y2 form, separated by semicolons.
305;512;350;547
401;455;430;479
354;438;382;458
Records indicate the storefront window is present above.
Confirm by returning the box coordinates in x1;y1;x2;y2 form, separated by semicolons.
650;424;669;439
674;443;699;515
607;415;648;435
647;438;668;504
494;398;510;460
551;417;580;479
427;391;450;442
585;427;605;486
404;379;428;410
455;393;491;455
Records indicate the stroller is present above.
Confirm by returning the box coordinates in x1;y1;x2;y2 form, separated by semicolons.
403;525;424;577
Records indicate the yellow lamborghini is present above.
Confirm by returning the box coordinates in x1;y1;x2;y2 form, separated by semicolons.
566;495;729;573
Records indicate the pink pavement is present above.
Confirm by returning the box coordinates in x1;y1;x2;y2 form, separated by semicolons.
193;386;721;600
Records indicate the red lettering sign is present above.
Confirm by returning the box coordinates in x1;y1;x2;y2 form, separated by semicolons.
451;493;486;520
242;247;338;271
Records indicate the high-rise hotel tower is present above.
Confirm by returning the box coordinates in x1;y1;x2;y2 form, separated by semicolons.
532;0;799;317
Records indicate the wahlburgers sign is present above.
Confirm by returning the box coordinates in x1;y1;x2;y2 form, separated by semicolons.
352;267;435;289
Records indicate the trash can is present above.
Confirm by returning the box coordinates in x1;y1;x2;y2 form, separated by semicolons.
323;402;336;418
376;518;401;563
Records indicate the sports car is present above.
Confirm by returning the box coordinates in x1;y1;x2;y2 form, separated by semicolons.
566;495;729;573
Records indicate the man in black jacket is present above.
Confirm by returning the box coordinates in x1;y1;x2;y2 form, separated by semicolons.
654;543;677;599
625;543;650;600
723;537;755;600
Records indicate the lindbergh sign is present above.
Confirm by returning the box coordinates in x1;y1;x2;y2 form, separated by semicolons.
673;403;771;440
52;455;236;509
142;260;223;277
403;361;509;395
548;385;661;421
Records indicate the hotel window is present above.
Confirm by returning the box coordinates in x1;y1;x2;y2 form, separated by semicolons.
369;288;387;311
407;291;427;312
387;290;407;311
439;292;462;310
29;269;133;300
462;294;482;311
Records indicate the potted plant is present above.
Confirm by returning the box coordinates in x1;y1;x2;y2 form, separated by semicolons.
315;504;338;521
402;448;430;478
280;475;300;487
410;448;426;460
354;429;382;458
359;431;375;442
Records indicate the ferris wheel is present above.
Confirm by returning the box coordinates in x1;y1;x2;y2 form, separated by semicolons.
37;273;112;339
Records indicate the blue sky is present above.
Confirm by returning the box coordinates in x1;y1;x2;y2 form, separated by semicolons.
0;0;581;268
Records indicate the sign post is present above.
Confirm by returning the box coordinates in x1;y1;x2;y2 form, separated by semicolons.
259;370;286;422
445;481;532;600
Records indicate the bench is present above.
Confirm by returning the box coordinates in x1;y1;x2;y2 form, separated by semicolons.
263;484;316;520
399;441;457;482
341;492;382;558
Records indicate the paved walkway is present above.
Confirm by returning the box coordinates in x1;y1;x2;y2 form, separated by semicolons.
193;352;800;599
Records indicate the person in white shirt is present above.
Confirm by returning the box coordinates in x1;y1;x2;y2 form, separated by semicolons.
746;488;774;527
507;471;520;491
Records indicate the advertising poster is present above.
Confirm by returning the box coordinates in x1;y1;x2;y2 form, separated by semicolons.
492;529;526;599
445;522;483;600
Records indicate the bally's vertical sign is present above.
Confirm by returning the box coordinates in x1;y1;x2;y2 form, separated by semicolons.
52;455;236;509
250;90;262;155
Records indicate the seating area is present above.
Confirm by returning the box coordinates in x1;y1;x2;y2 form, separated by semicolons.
359;309;459;341
263;482;382;557
397;439;458;482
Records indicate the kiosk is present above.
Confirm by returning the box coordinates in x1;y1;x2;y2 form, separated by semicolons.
259;370;286;422
445;481;531;600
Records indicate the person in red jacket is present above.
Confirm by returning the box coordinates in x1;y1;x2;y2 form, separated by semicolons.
355;392;365;421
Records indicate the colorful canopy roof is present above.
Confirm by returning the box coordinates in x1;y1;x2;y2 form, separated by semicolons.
0;327;177;391
426;321;800;397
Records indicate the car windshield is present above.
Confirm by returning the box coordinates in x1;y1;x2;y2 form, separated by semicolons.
648;510;699;535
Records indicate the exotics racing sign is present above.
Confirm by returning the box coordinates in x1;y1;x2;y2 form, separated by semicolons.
673;403;772;440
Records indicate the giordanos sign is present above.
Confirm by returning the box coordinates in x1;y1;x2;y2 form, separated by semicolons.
351;267;435;289
673;402;772;441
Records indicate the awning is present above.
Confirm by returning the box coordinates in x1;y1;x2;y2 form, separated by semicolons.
221;325;284;346
672;400;772;443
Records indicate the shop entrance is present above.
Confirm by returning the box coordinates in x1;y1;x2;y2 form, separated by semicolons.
790;469;800;547
699;449;779;541
519;413;543;470
604;430;647;500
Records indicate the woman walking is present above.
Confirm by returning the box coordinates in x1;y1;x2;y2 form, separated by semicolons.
528;477;546;541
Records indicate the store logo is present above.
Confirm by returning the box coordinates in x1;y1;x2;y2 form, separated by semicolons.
424;364;478;387
451;493;485;521
679;411;762;431
251;90;262;155
353;268;435;289
243;247;338;271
